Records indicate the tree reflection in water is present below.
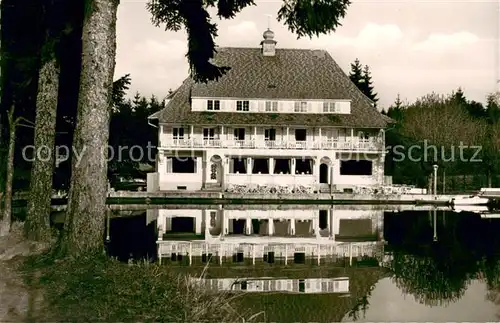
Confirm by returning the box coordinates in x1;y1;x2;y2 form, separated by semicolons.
383;210;500;308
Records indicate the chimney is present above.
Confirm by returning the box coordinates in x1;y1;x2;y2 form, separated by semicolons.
261;28;277;57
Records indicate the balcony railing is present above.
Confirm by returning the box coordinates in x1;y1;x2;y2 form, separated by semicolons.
165;138;383;151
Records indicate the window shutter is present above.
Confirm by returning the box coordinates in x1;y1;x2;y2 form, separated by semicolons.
219;100;225;111
166;157;172;173
250;101;256;112
258;101;265;112
279;102;284;112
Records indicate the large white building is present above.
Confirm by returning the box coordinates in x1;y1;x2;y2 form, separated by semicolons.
148;29;392;192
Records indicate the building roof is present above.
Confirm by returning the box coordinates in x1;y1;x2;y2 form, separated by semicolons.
151;47;392;128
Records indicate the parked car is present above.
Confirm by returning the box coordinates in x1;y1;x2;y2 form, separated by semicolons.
110;177;146;191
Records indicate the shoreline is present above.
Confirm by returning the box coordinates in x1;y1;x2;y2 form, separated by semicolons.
8;191;478;206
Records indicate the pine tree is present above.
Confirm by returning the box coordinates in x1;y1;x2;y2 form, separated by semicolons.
486;92;500;124
360;65;378;106
349;58;363;87
393;93;403;109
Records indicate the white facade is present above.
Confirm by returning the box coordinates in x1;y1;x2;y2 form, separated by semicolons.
152;122;386;192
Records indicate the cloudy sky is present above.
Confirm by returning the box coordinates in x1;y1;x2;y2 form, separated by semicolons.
115;0;499;109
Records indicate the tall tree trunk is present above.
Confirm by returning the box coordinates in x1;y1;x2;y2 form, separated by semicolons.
0;106;18;236
25;58;60;241
60;0;118;255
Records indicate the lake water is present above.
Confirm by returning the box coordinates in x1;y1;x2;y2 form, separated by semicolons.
24;204;500;321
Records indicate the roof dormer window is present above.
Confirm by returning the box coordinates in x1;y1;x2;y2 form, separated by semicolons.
236;100;250;112
207;100;220;111
265;101;278;112
294;101;308;113
323;101;341;113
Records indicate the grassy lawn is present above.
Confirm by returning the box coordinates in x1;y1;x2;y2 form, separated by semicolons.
21;245;387;322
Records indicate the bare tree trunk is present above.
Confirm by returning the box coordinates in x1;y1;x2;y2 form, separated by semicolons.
25;58;60;241
0;106;18;236
427;173;432;195
488;170;492;188
60;0;118;255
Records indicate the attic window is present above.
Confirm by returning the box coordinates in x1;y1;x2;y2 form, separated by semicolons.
265;101;278;112
236;100;250;112
294;101;308;113
323;102;340;113
207;100;220;111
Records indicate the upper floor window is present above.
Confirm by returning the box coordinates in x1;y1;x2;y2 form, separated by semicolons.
207;100;220;111
358;131;369;140
203;128;215;139
323;102;336;113
294;101;308;112
236;100;250;111
173;127;184;139
265;101;278;112
323;101;341;113
264;128;276;141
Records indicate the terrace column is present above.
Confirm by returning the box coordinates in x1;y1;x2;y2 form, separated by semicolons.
378;213;384;241
312;218;320;238
221;211;227;238
254;126;258;147
221;126;225;144
313;156;319;175
291;158;296;175
318;128;322;149
328;209;335;241
222;157;229;191
269;158;274;175
286;127;290;148
247;158;252;174
190;125;194;147
289;219;295;236
268;219;274;236
195;215;202;234
245;217;252;235
204;210;210;237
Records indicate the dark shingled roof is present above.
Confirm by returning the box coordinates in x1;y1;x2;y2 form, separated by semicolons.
152;47;392;128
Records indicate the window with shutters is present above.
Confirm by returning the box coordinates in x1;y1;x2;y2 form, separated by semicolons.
265;101;278;112
323;102;336;113
207;100;220;110
294;101;308;112
236;100;250;111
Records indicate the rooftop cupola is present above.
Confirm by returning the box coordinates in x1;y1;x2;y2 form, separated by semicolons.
261;28;277;56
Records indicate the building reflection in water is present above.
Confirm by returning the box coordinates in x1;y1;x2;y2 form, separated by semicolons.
190;277;350;294
151;206;386;266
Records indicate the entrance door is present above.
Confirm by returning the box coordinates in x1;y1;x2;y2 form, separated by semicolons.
319;164;329;184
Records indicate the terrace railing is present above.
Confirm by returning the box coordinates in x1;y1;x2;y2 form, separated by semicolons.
163;138;383;151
